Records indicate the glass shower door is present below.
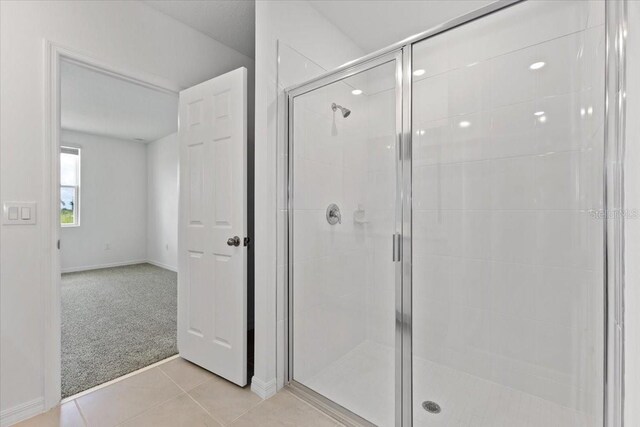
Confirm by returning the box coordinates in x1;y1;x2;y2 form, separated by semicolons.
411;1;605;426
289;59;400;426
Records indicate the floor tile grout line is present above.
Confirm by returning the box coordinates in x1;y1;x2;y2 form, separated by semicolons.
157;367;227;426
157;362;190;393
157;361;212;394
112;390;188;427
225;394;268;425
99;367;184;427
282;389;347;426
72;399;89;427
183;390;228;426
157;358;266;426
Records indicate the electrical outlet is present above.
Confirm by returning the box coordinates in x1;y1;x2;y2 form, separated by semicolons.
105;243;111;250
165;243;169;251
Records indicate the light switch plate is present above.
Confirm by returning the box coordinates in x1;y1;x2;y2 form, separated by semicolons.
3;202;37;225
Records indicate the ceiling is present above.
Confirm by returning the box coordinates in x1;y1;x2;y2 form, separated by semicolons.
144;0;255;57
309;0;494;54
61;60;178;142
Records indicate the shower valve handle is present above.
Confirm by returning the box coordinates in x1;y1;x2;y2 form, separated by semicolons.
326;204;341;225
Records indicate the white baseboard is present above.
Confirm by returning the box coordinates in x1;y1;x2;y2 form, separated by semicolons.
1;398;44;427
251;376;277;399
61;259;147;273
145;259;177;272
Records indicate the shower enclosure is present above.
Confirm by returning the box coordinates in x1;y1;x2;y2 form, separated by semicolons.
283;1;625;426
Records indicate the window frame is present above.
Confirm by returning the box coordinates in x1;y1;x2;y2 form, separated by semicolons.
60;146;81;227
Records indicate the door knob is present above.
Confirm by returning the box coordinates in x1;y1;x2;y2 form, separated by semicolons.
227;236;241;247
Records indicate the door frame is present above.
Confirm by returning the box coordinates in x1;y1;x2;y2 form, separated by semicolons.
281;0;627;426
43;40;180;409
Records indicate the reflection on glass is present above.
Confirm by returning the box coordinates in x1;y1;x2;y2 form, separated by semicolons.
411;1;605;426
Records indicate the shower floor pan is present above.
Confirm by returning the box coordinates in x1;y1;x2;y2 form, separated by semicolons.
303;341;595;427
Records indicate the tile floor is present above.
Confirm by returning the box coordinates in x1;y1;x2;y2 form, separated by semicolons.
15;357;341;427
16;344;598;427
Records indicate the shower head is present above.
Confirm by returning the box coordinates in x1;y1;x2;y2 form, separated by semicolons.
331;102;351;118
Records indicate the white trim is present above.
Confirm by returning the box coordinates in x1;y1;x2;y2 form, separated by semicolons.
0;398;44;427
43;37;62;411
44;39;180;410
60;259;149;274
145;259;178;272
250;376;277;399
61;354;180;404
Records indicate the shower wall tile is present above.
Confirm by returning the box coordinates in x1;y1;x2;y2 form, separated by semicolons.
535;32;585;98
447;111;491;163
489;156;536;210
293;157;344;210
489;211;537;264
489;48;538;108
292;210;330;262
483;1;591;60
535;210;591;269
489;262;538;319
366;88;396;138
414;73;449;122
296;112;343;167
414;255;455;307
461;160;492;210
448;62;490;117
534;151;584;210
489;102;538;159
413;118;450;167
411;33;448;79
366;135;396;173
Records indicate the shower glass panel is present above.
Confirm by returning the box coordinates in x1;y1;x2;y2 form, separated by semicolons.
290;59;399;426
411;1;605;426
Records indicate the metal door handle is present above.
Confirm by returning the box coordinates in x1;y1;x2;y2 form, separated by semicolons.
227;236;241;247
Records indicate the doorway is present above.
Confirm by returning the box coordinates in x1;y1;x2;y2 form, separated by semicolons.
59;58;180;398
47;45;252;407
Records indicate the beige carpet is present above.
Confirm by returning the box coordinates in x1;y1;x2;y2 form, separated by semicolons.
61;263;177;398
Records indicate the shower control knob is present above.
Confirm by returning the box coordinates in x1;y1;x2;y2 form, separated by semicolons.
326;203;342;225
227;236;241;247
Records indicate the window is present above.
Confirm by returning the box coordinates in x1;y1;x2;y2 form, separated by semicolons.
60;146;80;226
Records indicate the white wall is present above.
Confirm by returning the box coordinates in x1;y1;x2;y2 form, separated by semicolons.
253;0;364;397
146;132;178;272
60;130;147;272
61;129;179;273
0;0;253;422
625;2;640;425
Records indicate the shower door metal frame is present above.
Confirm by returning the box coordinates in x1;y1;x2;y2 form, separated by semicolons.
284;48;406;427
282;0;626;426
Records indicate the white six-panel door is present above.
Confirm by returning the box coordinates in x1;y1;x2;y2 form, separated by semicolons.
178;68;247;386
